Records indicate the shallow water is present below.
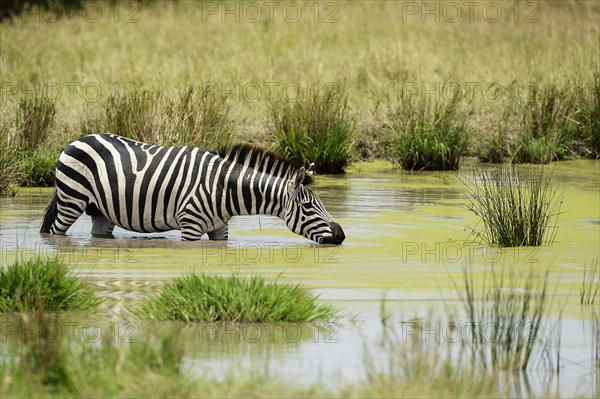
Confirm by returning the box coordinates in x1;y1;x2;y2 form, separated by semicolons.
1;160;599;396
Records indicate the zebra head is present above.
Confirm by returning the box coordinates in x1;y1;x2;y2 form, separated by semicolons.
284;163;345;245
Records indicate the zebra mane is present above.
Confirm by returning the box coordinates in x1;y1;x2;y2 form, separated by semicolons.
217;144;314;186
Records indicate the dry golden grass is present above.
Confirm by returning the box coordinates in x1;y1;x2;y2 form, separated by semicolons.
0;1;597;135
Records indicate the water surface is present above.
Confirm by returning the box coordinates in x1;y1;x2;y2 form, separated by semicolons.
1;160;598;395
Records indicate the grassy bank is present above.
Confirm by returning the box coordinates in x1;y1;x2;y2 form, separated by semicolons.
0;1;598;190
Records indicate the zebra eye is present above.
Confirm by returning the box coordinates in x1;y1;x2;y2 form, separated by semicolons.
301;200;312;208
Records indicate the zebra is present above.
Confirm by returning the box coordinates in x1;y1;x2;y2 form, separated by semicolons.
40;133;345;244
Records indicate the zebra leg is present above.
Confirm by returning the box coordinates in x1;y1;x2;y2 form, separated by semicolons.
51;192;86;235
180;222;205;241
207;223;229;240
91;214;116;237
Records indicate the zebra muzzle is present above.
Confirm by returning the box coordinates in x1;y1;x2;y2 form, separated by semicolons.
322;222;345;245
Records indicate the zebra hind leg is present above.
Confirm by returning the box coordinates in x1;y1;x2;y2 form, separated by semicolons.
91;214;116;237
86;203;115;237
49;194;86;235
207;223;229;240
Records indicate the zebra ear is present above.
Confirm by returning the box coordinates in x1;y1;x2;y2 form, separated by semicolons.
306;163;315;178
293;167;306;189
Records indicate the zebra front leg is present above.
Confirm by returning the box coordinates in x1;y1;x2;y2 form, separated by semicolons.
91;214;116;237
207;223;229;240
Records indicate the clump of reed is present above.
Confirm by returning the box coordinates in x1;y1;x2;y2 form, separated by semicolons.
130;273;338;323
463;165;563;247
379;84;471;171
269;85;353;174
0;257;102;313
82;86;235;150
455;265;555;371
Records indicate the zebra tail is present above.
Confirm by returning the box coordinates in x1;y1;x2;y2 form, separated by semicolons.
40;190;58;234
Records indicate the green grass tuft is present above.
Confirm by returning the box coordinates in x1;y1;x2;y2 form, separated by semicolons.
130;273;338;323
380;85;471;171
0;257;103;312
463;165;563;247
269;85;353;174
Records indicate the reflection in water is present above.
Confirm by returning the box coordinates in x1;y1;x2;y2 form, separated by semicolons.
0;160;599;396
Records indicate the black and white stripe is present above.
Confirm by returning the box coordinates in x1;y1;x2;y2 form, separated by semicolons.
40;134;345;244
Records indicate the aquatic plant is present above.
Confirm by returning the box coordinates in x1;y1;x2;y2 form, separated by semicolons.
0;257;102;312
130;273;338;323
269;85;353;174
454;265;556;371
581;258;600;305
463;165;563;247
379;84;471;171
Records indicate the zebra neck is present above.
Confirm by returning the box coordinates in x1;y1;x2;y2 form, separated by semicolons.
223;167;289;218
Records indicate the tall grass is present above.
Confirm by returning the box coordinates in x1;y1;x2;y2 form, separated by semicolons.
362;319;504;398
569;72;600;158
15;91;57;153
511;84;575;164
454;265;555;371
581;258;600;305
269;85;353;174
592;309;600;371
0;313;511;398
476;125;510;164
0;257;102;312
380;85;471;171
82;86;235;150
0;2;597;169
463;165;563;247
1;316;191;396
130;273;338;323
0;122;19;196
17;147;58;187
13;91;60;187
